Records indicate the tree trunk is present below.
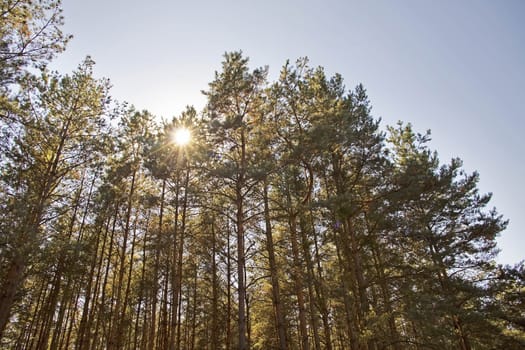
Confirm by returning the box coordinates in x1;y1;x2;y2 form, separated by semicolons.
77;190;109;350
91;206;119;350
288;212;310;350
237;185;247;350
172;166;190;350
148;178;165;350
237;129;248;350
226;224;232;350
299;215;321;350
263;180;288;350
0;255;26;340
335;237;359;350
108;168;137;349
211;220;220;350
370;237;401;350
310;207;333;350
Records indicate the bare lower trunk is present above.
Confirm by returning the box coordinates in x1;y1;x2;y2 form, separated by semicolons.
237;130;248;350
289;213;310;350
263;181;288;350
0;255;26;340
237;188;247;350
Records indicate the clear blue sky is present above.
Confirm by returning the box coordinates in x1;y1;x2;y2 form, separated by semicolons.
51;0;524;265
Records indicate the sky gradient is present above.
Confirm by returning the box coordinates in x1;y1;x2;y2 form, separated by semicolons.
51;0;524;265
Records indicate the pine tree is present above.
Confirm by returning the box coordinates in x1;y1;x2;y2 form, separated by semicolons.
0;0;69;84
0;51;521;350
203;51;268;350
0;58;110;340
387;122;510;349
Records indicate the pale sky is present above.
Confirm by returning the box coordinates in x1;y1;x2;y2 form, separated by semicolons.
51;0;524;265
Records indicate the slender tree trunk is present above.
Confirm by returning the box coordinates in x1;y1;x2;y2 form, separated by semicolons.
263;180;288;350
76;218;108;349
298;215;322;350
35;270;61;350
51;174;92;350
133;214;149;350
108;168;137;349
190;266;198;350
334;235;359;350
246;293;252;350
237;129;248;350
331;157;370;350
60;283;80;350
58;289;75;349
91;206;119;350
148;178;165;350
81;213;111;350
117;215;139;348
159;265;170;349
226;223;232;350
19;277;47;349
0;255;27;339
310;207;333;350
173;167;190;350
76;195;108;349
345;218;372;350
49;271;72;350
453;316;472;350
237;184;247;350
169;173;181;350
211;220;220;350
288;211;310;350
370;238;401;350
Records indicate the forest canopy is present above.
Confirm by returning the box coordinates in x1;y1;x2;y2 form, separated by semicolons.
1;1;524;349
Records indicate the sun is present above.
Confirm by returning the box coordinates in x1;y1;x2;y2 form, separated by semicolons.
172;128;191;146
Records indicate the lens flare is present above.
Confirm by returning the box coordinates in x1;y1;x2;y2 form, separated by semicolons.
172;128;191;146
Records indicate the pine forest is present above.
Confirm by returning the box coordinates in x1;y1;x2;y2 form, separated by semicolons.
1;1;524;349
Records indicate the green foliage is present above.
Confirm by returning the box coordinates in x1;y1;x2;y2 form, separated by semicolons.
1;44;522;350
0;56;111;343
0;0;70;83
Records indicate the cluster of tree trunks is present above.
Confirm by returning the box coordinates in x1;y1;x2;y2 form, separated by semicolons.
1;2;524;349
